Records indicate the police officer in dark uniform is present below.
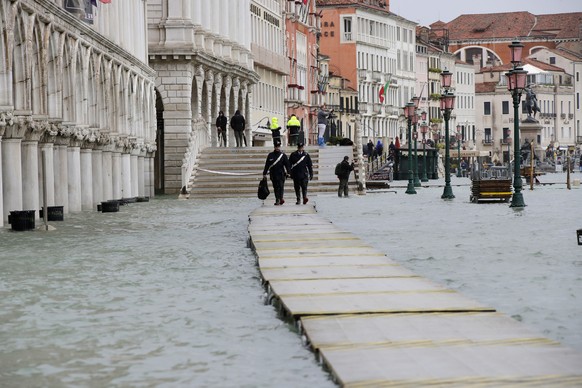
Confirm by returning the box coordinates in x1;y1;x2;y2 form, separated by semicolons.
262;139;290;205
289;142;313;205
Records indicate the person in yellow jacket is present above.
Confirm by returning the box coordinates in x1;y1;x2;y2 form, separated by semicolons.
287;114;301;146
270;117;281;146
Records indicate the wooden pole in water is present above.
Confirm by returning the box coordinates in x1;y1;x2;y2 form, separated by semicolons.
41;149;48;230
567;154;571;190
530;142;534;190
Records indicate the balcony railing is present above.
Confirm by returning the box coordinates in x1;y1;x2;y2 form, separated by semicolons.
482;139;493;145
371;71;382;82
357;69;368;81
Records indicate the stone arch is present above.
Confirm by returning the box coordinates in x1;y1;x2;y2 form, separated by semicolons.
62;37;76;122
154;88;164;194
47;29;62;119
0;0;11;106
86;49;98;128
529;46;547;55
191;66;203;120
201;78;209;124
30;16;44;115
453;46;503;68
12;6;27;110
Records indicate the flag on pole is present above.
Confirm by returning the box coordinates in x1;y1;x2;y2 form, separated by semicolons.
378;74;392;104
100;0;111;3
303;0;308;4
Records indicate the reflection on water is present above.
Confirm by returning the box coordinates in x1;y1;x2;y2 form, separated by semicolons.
0;197;333;387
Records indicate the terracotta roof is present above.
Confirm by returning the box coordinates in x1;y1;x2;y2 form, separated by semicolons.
539;47;582;62
478;58;566;74
533;13;582;39
475;82;498;93
316;0;389;11
439;11;582;41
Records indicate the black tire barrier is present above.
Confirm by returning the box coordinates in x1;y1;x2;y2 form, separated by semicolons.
577;229;582;246
8;210;36;231
39;206;64;221
136;196;150;202
99;201;119;213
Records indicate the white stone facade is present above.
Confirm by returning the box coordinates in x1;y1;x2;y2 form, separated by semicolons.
0;0;156;227
250;0;286;142
147;0;259;193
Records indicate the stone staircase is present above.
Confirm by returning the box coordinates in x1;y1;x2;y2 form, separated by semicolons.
187;146;358;199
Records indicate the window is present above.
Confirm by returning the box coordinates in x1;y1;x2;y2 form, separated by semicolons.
343;17;352;41
484;101;491;115
484;128;492;143
502;101;509;114
549;57;556;65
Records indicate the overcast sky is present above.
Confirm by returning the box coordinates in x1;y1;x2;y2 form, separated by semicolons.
390;0;582;26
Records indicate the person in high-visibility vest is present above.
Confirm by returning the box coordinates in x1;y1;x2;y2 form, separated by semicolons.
270;117;281;146
286;114;301;146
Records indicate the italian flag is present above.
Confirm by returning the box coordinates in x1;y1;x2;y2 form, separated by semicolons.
379;75;392;104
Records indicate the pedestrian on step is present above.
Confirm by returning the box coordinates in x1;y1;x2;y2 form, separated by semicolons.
286;114;301;146
262;139;290;205
270;117;282;146
336;156;355;198
230;110;246;147
215;111;227;147
289;142;313;205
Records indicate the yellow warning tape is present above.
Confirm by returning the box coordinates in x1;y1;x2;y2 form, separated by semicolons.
259;264;399;270
265;275;420;282
300;311;502;322
255;244;373;251
257;253;386;259
252;236;359;243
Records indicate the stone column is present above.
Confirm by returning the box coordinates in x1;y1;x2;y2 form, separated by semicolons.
121;153;131;198
39;143;55;207
54;144;69;213
21;140;40;214
102;151;113;201
144;155;150;197
112;151;122;199
130;154;138;198
2;138;22;221
92;149;103;206
0;135;3;227
80;148;93;211
67;146;82;212
149;156;155;197
138;155;145;197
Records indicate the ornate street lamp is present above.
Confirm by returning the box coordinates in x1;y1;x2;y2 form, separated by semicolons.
420;120;429;182
411;96;421;187
440;68;455;199
505;40;528;208
456;124;462;177
404;102;417;194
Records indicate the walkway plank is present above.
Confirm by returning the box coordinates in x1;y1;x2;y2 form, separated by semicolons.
248;204;582;386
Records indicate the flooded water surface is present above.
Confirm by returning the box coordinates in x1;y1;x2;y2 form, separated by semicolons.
1;177;581;387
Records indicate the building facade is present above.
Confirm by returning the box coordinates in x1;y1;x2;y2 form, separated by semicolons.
250;0;287;145
284;0;321;145
147;0;259;194
0;0;156;227
317;0;417;145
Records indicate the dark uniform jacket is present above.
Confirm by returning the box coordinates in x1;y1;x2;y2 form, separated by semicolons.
216;115;227;130
230;112;245;131
289;150;313;181
263;150;290;180
337;160;354;179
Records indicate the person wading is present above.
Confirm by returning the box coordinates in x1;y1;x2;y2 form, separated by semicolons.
262;139;290;206
336;155;355;198
289;142;313;205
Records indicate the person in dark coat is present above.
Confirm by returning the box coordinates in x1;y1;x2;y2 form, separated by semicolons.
367;140;374;162
215;111;227;147
336;156;355;197
375;140;384;160
288;142;313;205
262;139;291;205
230;110;246;147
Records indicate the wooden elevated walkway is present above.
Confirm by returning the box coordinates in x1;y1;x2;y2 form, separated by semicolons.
248;205;582;387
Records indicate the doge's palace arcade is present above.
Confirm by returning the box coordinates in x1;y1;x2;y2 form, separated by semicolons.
0;0;157;227
147;0;259;194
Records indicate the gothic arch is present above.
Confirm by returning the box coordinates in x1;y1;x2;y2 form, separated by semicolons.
47;28;62;119
453;46;503;68
12;7;26;110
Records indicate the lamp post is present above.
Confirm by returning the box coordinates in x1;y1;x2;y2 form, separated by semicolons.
404;102;417;194
411;96;421;187
440;69;456;199
505;40;528;208
456;124;462;177
420;120;429;182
